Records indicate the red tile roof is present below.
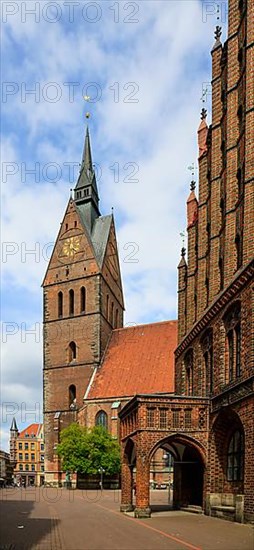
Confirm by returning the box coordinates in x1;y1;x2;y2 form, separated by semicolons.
87;320;177;399
18;424;42;438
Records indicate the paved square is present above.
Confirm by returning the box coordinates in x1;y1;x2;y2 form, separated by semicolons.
0;488;253;549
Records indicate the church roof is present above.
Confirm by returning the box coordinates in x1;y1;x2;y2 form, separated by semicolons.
10;417;18;431
75;204;113;267
86;320;177;399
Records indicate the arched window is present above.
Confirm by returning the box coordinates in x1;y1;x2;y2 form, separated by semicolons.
69;289;74;316
201;329;213;394
69;341;77;362
80;287;86;313
95;410;108;430
184;350;193;396
69;385;76;409
223;302;241;381
227;430;244;481
58;291;63;318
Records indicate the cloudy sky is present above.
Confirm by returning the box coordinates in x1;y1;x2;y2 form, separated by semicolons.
1;0;228;450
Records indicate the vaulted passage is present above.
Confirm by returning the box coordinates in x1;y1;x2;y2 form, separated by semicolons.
120;434;205;517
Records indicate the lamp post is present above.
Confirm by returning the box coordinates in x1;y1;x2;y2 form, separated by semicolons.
98;467;105;493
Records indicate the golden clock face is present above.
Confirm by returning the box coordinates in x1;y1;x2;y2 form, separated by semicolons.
61;236;81;257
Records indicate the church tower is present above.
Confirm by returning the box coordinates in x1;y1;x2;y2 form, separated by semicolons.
9;417;18;467
43;127;124;486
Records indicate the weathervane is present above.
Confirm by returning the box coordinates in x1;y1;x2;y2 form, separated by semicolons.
84;95;91;120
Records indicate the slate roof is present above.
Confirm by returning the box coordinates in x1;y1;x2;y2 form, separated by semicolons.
76;204;112;267
87;320;177;399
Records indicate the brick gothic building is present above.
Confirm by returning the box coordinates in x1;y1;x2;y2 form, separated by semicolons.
43;128;125;486
43;0;253;522
43;126;177;487
119;0;253;523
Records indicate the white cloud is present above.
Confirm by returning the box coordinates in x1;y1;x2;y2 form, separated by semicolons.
1;0;220;449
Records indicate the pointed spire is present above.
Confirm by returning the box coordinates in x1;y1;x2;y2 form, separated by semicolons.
74;125;100;233
178;246;187;268
187;181;198;228
10;417;18;432
198;108;208;158
82;126;93;173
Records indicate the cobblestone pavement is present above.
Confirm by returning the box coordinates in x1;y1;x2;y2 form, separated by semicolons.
0;488;253;550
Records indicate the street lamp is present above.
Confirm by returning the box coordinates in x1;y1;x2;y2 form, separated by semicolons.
98;467;105;493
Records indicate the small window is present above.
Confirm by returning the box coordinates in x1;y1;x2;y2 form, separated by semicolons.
184;409;192;428
65;223;68;230
95;411;108;430
25;443;28;450
25;464;29;471
159;409;167;429
31;454;35;461
227;430;244;481
19;453;22;460
19;464;23;471
58;292;63;318
147;408;155;428
31;443;35;450
41;444;44;451
74;221;77;228
69;341;77;362
19;443;22;450
80;287;86;313
172;409;180;429
31;464;35;472
69;289;74;316
41;465;44;472
25;453;29;460
69;384;76;409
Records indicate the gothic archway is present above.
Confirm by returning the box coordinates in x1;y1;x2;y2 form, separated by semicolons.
148;434;206;510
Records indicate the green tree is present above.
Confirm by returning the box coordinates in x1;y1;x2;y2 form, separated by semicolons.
57;423;121;475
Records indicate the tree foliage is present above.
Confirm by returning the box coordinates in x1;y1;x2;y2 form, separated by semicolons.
57;423;121;475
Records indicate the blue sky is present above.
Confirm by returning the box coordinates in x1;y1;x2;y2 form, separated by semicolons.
1;0;228;450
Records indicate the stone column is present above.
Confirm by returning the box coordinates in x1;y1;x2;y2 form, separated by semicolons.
120;460;134;512
134;457;151;518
